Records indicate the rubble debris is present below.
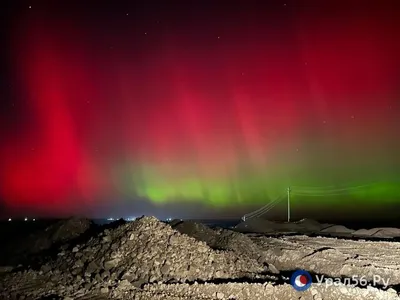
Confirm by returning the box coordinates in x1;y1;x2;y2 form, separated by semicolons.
172;221;278;273
1;217;400;299
0;216;264;299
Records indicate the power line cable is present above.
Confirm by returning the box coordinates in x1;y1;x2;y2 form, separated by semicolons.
244;195;283;218
291;182;377;194
245;195;285;219
244;195;283;217
290;181;379;191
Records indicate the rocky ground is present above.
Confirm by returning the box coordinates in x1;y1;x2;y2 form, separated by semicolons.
1;217;400;299
253;234;400;284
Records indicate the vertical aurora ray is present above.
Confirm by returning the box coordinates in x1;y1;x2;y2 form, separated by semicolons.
1;2;400;216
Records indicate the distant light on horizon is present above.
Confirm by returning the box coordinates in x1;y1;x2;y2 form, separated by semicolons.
8;218;11;222
24;217;28;221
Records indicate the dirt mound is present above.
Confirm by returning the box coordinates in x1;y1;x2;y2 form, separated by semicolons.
353;227;400;238
212;229;279;273
40;217;93;245
234;218;302;233
353;228;379;236
1;217;93;265
236;218;358;235
372;228;400;238
0;216;265;299
295;218;327;231
172;221;278;273
172;220;218;246
234;218;280;233
321;225;354;234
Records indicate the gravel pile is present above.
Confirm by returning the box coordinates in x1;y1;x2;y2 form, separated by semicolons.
0;216;265;299
172;221;219;246
3;216;396;299
172;221;278;273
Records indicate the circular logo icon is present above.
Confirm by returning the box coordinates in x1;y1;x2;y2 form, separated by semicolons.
291;270;312;291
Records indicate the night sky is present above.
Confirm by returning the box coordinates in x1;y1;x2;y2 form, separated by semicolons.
1;1;400;220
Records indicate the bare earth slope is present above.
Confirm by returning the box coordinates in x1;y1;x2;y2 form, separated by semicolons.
1;217;400;299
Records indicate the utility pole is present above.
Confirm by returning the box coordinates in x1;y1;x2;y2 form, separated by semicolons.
287;186;291;222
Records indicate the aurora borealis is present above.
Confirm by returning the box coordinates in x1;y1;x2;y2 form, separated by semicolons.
1;1;400;219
